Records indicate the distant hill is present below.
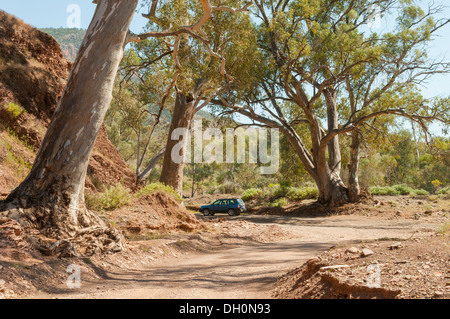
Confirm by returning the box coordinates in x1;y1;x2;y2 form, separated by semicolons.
39;28;86;62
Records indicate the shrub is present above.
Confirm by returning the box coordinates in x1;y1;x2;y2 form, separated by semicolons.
370;184;430;196
242;188;264;201
370;185;397;195
85;183;131;211
286;186;319;201
267;183;290;198
138;182;182;202
269;197;288;208
392;184;415;195
5;103;25;118
431;179;442;189
217;181;242;194
411;189;430;196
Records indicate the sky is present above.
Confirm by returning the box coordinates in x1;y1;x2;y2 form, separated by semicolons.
0;0;149;33
0;0;450;103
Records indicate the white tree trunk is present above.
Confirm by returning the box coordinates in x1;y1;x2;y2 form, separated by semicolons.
2;0;139;244
348;130;361;202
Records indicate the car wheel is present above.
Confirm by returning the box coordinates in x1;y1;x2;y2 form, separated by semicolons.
202;209;210;216
227;209;235;216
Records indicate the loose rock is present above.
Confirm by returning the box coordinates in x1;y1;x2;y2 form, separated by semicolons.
361;248;374;257
346;247;360;254
389;242;403;250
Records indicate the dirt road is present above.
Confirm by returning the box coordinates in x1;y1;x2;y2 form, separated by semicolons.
50;240;332;299
28;214;439;299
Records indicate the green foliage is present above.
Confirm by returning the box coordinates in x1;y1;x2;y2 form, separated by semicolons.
286;186;319;201
241;188;264;201
369;184;429;196
140;0;261;96
265;183;286;198
40;28;86;41
393;184;416;196
5;102;25;118
85;183;131;211
5;127;34;151
369;186;397;196
411;189;430;196
106;49;173;176
269;197;288;208
40;28;86;61
437;187;450;195
216;181;242;195
1;140;32;179
137;182;182;202
101;1;449;203
357;130;450;195
186;163;216;196
242;184;318;204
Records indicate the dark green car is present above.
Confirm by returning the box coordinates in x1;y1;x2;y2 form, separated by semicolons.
199;198;246;216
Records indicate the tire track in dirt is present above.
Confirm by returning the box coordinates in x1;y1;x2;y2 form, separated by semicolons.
28;213;438;299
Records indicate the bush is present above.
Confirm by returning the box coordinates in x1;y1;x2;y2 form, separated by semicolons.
392;184;415;195
217;181;242;194
286;186;319;201
242;188;264;201
138;182;182;202
369;186;397;196
269;197;288;208
242;185;319;203
411;189;430;196
5;102;25;118
267;183;289;198
85;183;131;211
437;187;450;195
370;184;430;196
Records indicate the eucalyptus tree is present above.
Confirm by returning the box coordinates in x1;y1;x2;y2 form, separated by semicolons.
107;48;172;183
0;0;253;253
1;1;140;247
130;0;261;194
217;0;450;205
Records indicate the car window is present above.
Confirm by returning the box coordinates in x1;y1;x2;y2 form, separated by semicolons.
230;199;236;205
212;200;221;205
222;200;229;205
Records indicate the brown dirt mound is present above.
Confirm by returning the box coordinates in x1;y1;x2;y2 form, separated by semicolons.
0;10;136;193
103;192;207;239
87;125;137;191
273;235;450;299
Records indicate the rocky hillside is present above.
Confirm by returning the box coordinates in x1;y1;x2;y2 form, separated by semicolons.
0;10;136;197
39;28;85;62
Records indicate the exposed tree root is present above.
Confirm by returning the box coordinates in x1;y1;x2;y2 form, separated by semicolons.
0;201;126;258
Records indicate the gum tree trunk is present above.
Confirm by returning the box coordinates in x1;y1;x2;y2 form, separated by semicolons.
324;89;342;177
159;92;195;195
282;121;349;207
315;166;349;206
321;88;349;205
1;0;139;242
348;130;361;202
138;147;166;182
